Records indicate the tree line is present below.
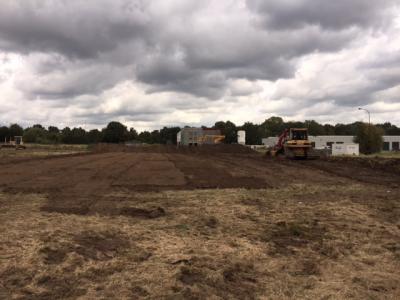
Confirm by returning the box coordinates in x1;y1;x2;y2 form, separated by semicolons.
0;116;399;145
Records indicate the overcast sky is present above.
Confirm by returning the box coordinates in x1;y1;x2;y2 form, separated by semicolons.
0;0;399;130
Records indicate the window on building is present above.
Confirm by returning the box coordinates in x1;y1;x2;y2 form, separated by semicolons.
336;142;344;144
311;142;315;148
383;142;390;151
393;142;400;151
327;142;333;148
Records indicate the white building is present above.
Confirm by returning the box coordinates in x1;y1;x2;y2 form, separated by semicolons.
383;136;400;151
237;130;246;145
262;135;400;151
332;144;359;156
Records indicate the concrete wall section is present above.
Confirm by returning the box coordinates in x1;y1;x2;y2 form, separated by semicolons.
332;144;359;156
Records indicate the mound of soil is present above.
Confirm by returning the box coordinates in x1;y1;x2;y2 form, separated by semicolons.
328;156;400;176
92;143;255;154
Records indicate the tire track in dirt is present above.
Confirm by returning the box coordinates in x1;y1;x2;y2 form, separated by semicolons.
0;152;123;192
40;153;145;215
114;153;187;191
165;153;267;189
296;159;400;188
200;154;348;187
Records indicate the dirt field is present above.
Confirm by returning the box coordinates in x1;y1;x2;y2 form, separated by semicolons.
0;145;399;299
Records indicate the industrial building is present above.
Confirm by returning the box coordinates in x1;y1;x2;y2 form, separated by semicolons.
262;135;400;151
237;130;246;145
177;128;224;146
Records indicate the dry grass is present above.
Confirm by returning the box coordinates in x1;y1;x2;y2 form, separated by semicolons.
1;182;399;299
0;144;89;161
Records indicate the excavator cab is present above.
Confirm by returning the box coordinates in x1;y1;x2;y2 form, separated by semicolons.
290;129;308;141
284;129;312;159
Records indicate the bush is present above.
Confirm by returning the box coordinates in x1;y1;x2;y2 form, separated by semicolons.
354;123;383;154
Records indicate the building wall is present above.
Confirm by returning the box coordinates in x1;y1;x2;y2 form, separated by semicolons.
177;128;222;145
309;136;354;149
262;135;400;151
383;136;400;151
237;131;246;145
332;144;359;156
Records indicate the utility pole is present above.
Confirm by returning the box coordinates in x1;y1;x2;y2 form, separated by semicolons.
358;107;370;125
358;107;372;153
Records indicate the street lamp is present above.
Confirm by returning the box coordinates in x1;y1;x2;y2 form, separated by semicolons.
358;107;370;125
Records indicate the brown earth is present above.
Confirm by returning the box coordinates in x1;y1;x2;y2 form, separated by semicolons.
0;145;399;299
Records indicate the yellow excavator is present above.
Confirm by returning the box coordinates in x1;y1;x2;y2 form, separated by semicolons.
267;128;313;159
198;135;225;144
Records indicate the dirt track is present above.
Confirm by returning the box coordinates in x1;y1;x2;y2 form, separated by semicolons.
0;147;399;216
0;148;394;215
1;145;400;299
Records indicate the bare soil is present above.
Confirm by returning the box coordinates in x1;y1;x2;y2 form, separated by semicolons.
0;145;399;299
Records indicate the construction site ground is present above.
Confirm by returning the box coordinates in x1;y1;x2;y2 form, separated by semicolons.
0;145;399;299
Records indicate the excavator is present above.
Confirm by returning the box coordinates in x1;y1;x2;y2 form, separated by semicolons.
267;128;313;159
198;134;225;145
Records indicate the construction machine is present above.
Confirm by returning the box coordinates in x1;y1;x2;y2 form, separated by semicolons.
198;135;225;145
1;136;26;150
267;128;313;159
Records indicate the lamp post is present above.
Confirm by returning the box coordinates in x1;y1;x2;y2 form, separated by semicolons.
358;107;370;125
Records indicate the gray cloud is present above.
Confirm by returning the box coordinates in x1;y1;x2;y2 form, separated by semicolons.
246;0;396;30
0;0;399;127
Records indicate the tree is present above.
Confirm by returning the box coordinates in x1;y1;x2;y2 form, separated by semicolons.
9;124;23;137
377;122;400;135
23;127;47;143
0;126;10;142
305;120;325;135
214;121;237;144
102;121;128;143
138;131;153;144
260;116;285;137
354;123;384;154
323;124;335;135
87;129;103;144
150;130;161;144
48;126;60;133
126;128;139;141
241;122;261;145
61;127;87;144
160;127;180;144
45;126;61;143
33;124;44;129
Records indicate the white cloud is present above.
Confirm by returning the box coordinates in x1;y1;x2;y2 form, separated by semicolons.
0;0;399;129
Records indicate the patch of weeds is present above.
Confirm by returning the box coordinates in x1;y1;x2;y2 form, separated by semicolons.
35;274;87;299
40;230;131;264
174;224;190;231
130;286;150;297
291;259;321;276
73;230;130;261
383;242;400;260
263;220;328;256
222;262;257;284
177;266;205;286
176;260;259;299
119;206;166;219
204;216;219;228
0;267;33;291
39;246;69;265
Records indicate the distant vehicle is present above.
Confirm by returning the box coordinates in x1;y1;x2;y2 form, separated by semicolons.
0;136;26;150
266;128;315;159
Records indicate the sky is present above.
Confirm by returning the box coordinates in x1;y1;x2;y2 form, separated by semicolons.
0;0;399;131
